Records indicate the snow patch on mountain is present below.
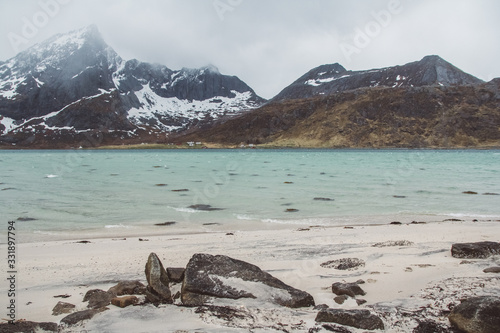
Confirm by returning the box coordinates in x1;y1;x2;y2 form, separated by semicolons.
128;84;258;131
305;74;352;87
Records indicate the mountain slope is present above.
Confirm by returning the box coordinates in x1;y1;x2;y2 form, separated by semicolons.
272;55;483;102
0;25;265;147
178;66;500;148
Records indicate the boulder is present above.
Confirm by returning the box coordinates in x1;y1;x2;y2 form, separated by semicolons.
315;308;385;330
334;295;349;305
111;296;139;308
451;242;500;259
321;323;354;332
167;267;185;283
145;253;172;304
0;321;58;332
413;320;455;333
449;296;500;333
320;258;365;270
332;282;366;298
52;301;75;316
84;289;115;309
483;267;500;274
108;280;146;296
181;253;315;308
60;308;107;326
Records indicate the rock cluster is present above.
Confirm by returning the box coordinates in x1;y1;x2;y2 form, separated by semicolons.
451;242;500;259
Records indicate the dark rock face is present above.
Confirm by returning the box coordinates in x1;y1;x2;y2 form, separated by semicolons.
181;253;315;308
0;321;58;333
315;308;385;330
52;301;75;316
451;242;500;259
145;252;172;304
60;308;107;326
0;25;265;147
448;296;500;333
331;282;366;298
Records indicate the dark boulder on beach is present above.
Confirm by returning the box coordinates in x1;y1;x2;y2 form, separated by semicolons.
451;242;500;259
413;320;456;333
145;253;172;304
60;308;108;326
181;253;315;308
315;308;385;330
448;296;500;333
84;289;114;309
0;321;58;333
483;267;500;274
331;281;366;298
107;280;146;296
52;301;75;316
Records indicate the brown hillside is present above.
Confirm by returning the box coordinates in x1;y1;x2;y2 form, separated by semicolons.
178;82;500;148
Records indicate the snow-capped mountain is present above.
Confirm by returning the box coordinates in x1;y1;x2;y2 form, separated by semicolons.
272;55;483;101
0;25;265;146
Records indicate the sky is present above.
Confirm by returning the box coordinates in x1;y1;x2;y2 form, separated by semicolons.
0;0;499;99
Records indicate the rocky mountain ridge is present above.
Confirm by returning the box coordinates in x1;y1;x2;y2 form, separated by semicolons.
0;25;264;147
272;55;484;102
0;25;498;148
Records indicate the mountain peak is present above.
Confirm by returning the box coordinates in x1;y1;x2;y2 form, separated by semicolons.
272;55;483;101
202;64;220;74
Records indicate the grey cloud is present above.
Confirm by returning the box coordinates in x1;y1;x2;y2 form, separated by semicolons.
0;0;498;99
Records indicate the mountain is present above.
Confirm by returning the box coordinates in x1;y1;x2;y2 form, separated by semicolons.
178;58;500;148
0;25;265;147
272;55;483;101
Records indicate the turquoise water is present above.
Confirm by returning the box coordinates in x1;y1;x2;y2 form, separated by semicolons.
1;149;499;242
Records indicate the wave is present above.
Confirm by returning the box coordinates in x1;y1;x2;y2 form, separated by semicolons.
442;213;500;219
104;224;133;229
261;217;329;226
235;214;257;221
45;174;59;178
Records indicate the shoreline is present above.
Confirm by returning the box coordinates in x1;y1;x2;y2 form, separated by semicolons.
12;213;495;244
2;219;499;331
2;144;500;150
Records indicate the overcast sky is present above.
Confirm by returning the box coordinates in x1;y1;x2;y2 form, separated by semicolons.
0;0;499;99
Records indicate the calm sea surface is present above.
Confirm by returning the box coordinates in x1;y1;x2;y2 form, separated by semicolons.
1;149;499;242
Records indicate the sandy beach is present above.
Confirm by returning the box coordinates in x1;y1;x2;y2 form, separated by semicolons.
2;218;499;332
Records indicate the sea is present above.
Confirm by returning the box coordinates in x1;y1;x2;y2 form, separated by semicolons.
1;149;499;243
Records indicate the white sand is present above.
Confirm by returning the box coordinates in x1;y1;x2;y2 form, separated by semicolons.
2;219;500;332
